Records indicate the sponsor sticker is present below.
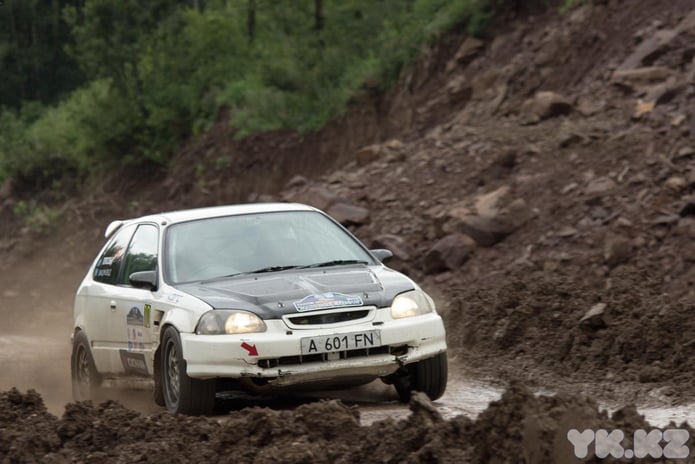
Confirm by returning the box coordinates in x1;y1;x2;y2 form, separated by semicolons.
119;350;149;376
293;292;363;312
126;306;145;351
144;304;151;328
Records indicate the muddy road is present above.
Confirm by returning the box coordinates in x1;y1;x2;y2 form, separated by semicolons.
0;235;500;422
1;241;693;429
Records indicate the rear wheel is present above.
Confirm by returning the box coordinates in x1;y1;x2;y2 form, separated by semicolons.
161;326;215;415
394;352;448;402
71;331;102;401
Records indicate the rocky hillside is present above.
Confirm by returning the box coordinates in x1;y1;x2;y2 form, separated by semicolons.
273;1;695;393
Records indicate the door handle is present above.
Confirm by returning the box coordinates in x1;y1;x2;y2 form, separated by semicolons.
109;301;117;312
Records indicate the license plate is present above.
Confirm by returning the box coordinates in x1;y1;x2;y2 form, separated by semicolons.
300;330;381;355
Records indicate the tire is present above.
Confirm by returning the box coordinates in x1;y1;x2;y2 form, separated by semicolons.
161;326;215;415
71;330;103;401
153;348;165;406
394;352;448;402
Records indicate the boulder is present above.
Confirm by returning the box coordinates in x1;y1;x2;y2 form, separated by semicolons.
291;186;340;211
520;91;573;124
585;176;616;196
356;144;382;167
447;186;529;247
475;186;511;217
384;139;404;151
687;171;695;189
455;215;518;247
604;235;633;268
446;36;484;72
471;70;503;101
611;66;677;85
638;365;665;383
327;202;370;226
680;197;695;217
579;303;607;330
285;175;308;189
643;77;687;105
370;234;414;262
665;176;687;191
422;233;475;274
674;146;695;160
617;29;678;71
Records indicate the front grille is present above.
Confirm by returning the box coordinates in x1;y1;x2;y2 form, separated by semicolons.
257;345;392;369
286;310;370;326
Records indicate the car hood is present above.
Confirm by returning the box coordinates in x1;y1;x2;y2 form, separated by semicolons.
175;265;415;319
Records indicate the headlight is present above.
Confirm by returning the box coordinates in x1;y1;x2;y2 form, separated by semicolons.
390;290;434;319
196;310;267;334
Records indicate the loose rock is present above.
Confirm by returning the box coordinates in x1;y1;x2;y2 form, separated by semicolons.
604;235;633;268
423;233;475;274
585;176;616;196
370;234;415;262
520;91;573;124
579;303;607;330
291;186;340;211
356;144;382;167
327;202;370;226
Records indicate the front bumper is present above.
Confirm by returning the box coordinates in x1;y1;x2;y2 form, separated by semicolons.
180;310;446;386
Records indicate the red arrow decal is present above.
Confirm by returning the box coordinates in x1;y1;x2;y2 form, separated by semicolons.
241;342;258;356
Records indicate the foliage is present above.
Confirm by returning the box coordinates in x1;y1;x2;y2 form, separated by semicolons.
0;0;496;187
0;0;85;108
0;80;137;185
12;199;61;234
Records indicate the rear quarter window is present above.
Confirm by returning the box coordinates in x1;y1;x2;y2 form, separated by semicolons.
94;224;136;285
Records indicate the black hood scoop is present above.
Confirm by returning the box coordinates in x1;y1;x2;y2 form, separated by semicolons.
176;265;414;319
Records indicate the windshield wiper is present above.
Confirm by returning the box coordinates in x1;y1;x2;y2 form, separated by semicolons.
200;265;301;284
298;259;369;269
247;265;302;274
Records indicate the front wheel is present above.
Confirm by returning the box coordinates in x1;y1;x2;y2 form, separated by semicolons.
394;352;448;402
161;326;215;415
71;330;102;401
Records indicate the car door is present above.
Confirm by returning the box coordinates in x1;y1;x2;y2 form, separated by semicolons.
110;223;160;377
85;223;137;373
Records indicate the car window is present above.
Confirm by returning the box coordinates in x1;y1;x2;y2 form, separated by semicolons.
94;224;136;285
165;211;374;284
120;224;159;286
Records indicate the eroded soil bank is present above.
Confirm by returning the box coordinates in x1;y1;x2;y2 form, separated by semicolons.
2;384;693;464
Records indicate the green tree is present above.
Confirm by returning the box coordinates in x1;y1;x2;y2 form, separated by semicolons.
64;0;183;121
0;0;85;107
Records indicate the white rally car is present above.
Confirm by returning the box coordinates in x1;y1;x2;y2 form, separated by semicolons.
71;203;447;415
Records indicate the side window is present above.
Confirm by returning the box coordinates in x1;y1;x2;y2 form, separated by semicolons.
94;225;136;285
119;224;159;286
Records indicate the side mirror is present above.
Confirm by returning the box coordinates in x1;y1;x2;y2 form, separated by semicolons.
371;249;393;263
129;270;158;290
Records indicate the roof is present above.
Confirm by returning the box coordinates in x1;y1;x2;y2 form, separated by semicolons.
104;203;316;238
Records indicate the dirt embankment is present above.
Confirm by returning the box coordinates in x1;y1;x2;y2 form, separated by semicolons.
275;0;695;397
3;385;692;464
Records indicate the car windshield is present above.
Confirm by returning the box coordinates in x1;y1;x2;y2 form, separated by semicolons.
164;210;374;284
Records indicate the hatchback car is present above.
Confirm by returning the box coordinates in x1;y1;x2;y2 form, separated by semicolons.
71;203;447;415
